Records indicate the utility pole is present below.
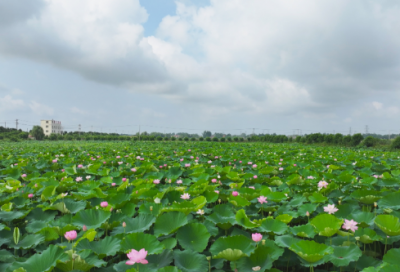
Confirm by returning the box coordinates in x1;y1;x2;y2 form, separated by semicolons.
138;125;141;141
365;125;368;134
16;119;18;130
349;127;352;136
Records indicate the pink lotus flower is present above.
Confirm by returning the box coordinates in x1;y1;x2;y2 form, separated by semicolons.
126;248;148;265
28;193;34;198
293;164;297;166
76;177;83;182
232;191;239;197
318;181;328;189
188;149;191;152
159;166;163;169
176;180;183;184
212;179;217;183
306;211;310;217
118;162;123;165
279;162;282;165
279;167;284;171
239;161;242;163
252;164;257;168
62;169;65;172
208;160;212;164
52;159;58;163
78;164;83;168
257;196;267;204
153;179;160;184
323;204;338;214
248;162;252;165
22;174;27;178
64;230;77;241
180;158;184;162
252;233;263;242
116;156;121;159
214;190;219;194
122;178;127;182
327;165;330;168
253;175;257;179
35;184;38;187
249;186;255;189
123;222;126;227
164;164;167;167
342;219;358;232
83;225;87;231
103;161;106;164
185;163;190;167
131;168;137;172
112;183;116;186
100;201;108;208
181;193;190;200
265;161;269;164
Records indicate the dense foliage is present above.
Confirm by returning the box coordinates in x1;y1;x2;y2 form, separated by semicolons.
1;141;400;272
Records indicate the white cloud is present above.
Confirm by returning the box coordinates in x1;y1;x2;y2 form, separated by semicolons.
372;102;383;110
71;107;88;115
29;101;54;116
0;95;25;112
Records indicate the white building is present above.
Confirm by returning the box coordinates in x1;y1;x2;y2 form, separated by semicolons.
41;120;63;136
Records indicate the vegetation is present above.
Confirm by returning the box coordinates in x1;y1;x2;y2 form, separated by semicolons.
0;141;400;271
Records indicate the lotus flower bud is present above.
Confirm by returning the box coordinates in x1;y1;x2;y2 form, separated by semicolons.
123;222;126;228
83;225;87;231
150;206;153;211
374;202;377;207
262;240;265;245
13;227;20;245
218;199;221;204
338;200;341;205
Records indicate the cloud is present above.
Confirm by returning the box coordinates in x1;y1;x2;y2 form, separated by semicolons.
0;95;25;112
71;107;88;115
0;0;400;131
29;101;54;116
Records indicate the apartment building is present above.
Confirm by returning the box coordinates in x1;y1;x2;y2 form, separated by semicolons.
41;120;62;136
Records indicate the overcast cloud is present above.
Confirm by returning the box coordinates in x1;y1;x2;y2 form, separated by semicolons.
0;0;399;135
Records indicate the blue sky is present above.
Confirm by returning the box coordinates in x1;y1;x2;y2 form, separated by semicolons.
0;0;400;136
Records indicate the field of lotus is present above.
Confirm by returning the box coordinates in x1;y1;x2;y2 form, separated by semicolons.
1;141;400;272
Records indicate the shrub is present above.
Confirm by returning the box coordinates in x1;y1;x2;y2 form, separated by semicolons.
206;137;211;141
240;138;244;142
184;137;189;141
190;138;196;141
362;136;378;147
233;137;238;141
227;137;232;141
391;136;400;149
199;137;204;141
157;136;163;141
212;137;219;142
351;133;364;146
220;138;226;142
171;137;176;141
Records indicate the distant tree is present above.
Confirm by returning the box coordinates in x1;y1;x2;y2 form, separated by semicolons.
203;131;212;138
30;126;45;140
391;136;400;149
362;136;378;147
351;133;364;146
342;135;352;146
333;133;343;144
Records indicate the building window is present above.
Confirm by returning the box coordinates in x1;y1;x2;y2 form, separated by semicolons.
46;121;48;123
46;130;48;132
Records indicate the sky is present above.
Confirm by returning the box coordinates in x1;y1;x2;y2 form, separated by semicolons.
0;0;400;136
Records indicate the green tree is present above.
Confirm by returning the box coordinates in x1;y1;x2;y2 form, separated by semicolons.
391;136;400;149
30;126;45;140
362;136;378;147
351;133;364;146
203;131;212;138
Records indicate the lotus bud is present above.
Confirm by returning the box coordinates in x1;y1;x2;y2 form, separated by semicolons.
83;225;87;231
338;200;341;205
306;211;310;217
218;199;221;204
13;227;20;245
122;222;126;228
150;206;153;211
355;236;360;241
206;256;211;261
262;240;265;245
374;202;377;207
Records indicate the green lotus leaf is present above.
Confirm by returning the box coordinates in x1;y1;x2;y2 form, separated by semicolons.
0;249;15;262
236;239;284;271
111;214;156;235
26;221;47;233
383;248;400;266
308;192;328;203
265;191;287;202
161;196;207;215
235;209;262;229
208;204;236;230
157;267;182;272
0;211;26;222
229;195;251;207
9;234;45;249
73;188;107;200
210;235;255;261
297;203;318;217
76;236;121;257
259;218;288;235
41;185;58;201
375;215;400;236
6;168;21;179
154;212;188;237
72;209;111;229
39;227;60;242
380;263;400;272
350;211;375;227
120;233;164;255
56;249;107;271
6;245;69;272
176;223;210;252
147;249;173;270
289;240;333;263
351;189;381;204
274;234;300;248
173;249;208;272
310;214;343;237
355;228;382;244
275;214;293;224
379;192;400;210
290;224;317;238
324;245;362;267
161;238;177;250
361;267;379;272
46;198;87;214
26;208;57;222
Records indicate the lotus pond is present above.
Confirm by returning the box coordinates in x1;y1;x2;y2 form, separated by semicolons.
1;141;400;272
